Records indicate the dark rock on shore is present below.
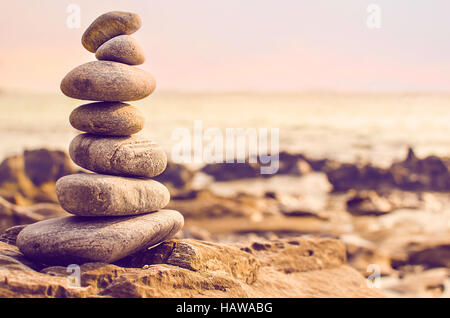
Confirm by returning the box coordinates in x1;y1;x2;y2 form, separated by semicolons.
390;148;450;191
24;149;76;186
0;149;79;205
324;162;394;192
0;196;68;232
346;191;393;216
201;151;312;181
323;148;450;193
199;147;450;194
274;152;312;176
201;162;260;181
389;235;450;270
345;189;423;217
154;161;195;189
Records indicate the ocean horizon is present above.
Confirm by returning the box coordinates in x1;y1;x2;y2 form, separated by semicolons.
1;90;450;166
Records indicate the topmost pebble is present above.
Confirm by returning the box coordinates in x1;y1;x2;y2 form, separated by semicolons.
82;11;142;53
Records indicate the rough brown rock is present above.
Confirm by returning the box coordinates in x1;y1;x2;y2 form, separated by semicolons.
70;102;145;136
0;242;88;297
117;239;260;284
100;238;384;297
1;237;382;297
69;134;167;178
82;11;142;53
41;262;129;291
60;61;156;102
56;174;170;216
0;241;47;272
96;35;145;65
16;210;184;265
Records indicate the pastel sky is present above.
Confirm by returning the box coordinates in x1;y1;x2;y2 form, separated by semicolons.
1;0;450;92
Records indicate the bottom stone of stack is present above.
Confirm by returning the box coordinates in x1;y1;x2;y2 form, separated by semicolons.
16;210;184;265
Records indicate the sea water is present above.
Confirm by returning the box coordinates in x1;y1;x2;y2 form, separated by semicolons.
1;91;450;167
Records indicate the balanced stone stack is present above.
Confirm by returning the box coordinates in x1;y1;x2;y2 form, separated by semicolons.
17;12;184;265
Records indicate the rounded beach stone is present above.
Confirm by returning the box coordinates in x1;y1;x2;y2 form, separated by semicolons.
82;11;142;53
69;134;167;178
16;210;184;265
96;35;145;65
56;173;170;216
70;102;145;136
60;61;156;102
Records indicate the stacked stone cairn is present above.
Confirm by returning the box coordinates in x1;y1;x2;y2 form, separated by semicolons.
17;11;184;265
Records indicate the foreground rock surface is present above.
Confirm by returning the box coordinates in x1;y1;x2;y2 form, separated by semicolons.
69;134;167;178
16;210;183;265
70;102;145;136
82;11;142;53
60;61;155;101
1;237;383;297
56;174;170;216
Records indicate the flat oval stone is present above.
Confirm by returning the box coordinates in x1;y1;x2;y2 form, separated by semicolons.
70;102;145;136
60;61;156;101
56;173;170;216
96;35;145;65
69;134;167;178
82;11;142;53
16;210;184;265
